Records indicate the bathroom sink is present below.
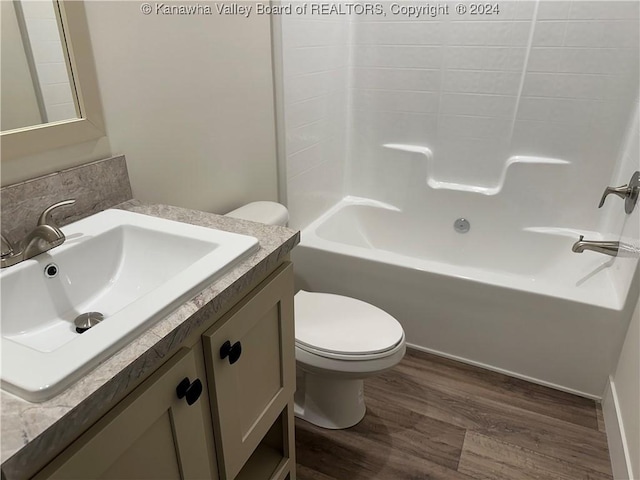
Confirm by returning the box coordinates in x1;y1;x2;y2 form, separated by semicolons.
0;209;259;401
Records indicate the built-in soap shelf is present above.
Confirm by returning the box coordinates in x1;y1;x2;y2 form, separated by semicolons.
383;143;570;195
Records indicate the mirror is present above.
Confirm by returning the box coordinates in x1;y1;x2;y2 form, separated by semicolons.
0;1;104;160
1;0;78;131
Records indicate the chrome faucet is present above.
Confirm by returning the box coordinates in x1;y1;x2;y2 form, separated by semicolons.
572;235;620;257
1;200;76;268
598;171;640;214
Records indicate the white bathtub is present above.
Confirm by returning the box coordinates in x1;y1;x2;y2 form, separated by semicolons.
292;196;638;397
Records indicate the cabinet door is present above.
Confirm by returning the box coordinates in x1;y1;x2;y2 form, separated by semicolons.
203;263;295;479
34;348;217;480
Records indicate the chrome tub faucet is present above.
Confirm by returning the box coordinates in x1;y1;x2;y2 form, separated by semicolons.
571;235;620;257
1;200;76;268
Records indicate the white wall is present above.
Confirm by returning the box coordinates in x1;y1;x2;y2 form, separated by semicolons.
281;9;349;229
2;2;278;216
604;297;640;480
83;2;277;213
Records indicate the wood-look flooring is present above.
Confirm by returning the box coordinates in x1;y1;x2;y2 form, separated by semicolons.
295;349;612;480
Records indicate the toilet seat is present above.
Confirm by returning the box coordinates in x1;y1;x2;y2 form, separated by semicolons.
294;290;404;360
295;336;405;361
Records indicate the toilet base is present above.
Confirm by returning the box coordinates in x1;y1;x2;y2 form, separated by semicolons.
294;370;366;429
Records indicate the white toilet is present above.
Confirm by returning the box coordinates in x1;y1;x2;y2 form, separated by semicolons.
226;202;406;429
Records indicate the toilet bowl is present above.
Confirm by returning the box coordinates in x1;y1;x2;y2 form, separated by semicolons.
294;290;405;428
226;201;406;429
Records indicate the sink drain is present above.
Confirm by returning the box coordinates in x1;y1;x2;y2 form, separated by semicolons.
74;312;105;333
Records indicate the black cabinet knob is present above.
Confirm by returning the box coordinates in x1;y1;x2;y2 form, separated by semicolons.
176;377;203;406
219;340;242;365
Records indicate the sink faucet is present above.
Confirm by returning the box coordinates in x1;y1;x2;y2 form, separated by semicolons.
572;235;620;257
1;200;76;268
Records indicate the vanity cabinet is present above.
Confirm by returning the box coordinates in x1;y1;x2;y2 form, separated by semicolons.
33;347;216;479
203;261;295;479
32;262;296;480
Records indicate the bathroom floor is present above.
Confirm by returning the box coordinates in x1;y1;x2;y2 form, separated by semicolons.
295;349;612;480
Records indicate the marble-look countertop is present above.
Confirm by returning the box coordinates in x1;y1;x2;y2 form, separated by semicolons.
0;201;299;479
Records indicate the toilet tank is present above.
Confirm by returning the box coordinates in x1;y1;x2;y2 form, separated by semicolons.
225;201;289;226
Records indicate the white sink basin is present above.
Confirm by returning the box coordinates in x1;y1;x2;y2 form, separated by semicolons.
1;209;259;401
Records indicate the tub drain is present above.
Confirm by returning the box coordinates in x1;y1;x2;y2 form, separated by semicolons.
74;312;105;333
454;218;470;233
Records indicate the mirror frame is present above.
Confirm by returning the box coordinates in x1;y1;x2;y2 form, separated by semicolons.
1;1;104;160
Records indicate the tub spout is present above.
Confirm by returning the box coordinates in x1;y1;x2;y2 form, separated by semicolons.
572;235;620;256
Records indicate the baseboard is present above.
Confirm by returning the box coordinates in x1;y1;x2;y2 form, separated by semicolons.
405;343;601;400
602;376;633;480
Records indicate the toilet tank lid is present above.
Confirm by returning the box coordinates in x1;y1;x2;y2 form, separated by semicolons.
226;201;289;226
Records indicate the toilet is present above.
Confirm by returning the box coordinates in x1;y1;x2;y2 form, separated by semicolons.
226;202;406;429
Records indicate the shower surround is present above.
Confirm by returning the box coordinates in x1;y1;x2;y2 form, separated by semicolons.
280;1;640;397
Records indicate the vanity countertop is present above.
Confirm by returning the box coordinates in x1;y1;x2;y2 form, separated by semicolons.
0;201;299;479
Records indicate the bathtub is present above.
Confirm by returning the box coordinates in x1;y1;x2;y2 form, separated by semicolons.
291;196;637;398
